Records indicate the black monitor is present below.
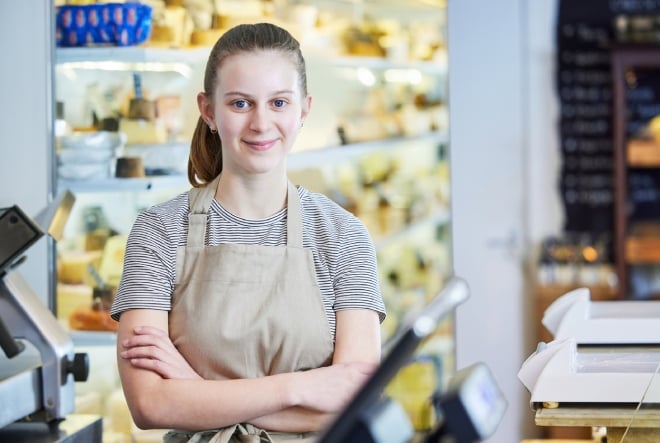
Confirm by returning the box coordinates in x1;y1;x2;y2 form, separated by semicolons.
319;277;470;443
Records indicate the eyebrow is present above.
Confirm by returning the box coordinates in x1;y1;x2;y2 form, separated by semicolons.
223;89;296;98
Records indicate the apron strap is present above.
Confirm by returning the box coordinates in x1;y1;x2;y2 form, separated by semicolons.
286;181;303;249
187;176;221;247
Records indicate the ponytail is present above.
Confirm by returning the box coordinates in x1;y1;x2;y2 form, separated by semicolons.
188;116;222;187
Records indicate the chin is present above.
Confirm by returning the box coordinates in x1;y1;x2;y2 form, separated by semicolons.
244;160;286;175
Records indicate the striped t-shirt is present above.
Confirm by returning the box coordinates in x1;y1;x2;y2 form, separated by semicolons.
110;185;386;339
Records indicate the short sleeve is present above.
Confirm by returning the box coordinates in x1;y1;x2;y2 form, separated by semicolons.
332;216;386;323
110;209;178;320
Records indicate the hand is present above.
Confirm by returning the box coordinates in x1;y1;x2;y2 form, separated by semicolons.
297;362;378;413
119;325;202;380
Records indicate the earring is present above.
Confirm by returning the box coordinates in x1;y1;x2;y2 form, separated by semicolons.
206;120;217;133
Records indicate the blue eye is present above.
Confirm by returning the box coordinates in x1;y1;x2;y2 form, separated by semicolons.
273;99;287;108
233;100;249;109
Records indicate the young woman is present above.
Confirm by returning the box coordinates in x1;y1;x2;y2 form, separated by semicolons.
111;22;386;442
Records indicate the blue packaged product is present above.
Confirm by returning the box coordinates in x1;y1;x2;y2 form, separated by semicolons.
56;2;152;47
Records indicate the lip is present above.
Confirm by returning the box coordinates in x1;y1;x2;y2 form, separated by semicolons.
243;138;278;152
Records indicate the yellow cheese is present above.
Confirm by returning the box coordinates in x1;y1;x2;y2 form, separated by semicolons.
58;251;103;285
57;283;93;322
98;235;128;288
119;119;168;145
190;29;224;47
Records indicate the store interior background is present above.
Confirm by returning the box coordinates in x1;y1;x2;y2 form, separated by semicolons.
0;1;562;442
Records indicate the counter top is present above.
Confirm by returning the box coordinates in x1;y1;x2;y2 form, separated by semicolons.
535;404;660;443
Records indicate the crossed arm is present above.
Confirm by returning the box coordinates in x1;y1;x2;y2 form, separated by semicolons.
116;308;381;432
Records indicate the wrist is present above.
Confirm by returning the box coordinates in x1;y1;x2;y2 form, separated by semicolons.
279;371;302;408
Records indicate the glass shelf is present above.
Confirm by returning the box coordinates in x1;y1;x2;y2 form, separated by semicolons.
69;330;117;347
58;174;190;194
288;131;447;170
56;46;447;74
57;132;447;194
56;46;212;65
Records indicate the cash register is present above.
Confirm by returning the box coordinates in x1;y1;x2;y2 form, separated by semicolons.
0;194;101;442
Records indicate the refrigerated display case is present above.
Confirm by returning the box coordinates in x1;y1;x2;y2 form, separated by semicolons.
51;0;452;438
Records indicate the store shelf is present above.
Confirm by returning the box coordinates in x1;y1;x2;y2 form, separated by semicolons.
625;238;660;263
57;46;447;74
625;222;660;263
59;174;190;194
309;54;447;74
288;131;447;170
612;46;660;298
627;138;660;167
56;45;211;65
70;330;117;347
58;132;447;193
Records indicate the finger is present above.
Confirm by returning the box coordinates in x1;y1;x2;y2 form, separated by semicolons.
123;334;169;347
121;343;180;366
133;325;169;337
126;353;197;380
122;333;175;352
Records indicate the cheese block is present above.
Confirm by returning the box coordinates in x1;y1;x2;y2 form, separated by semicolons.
149;24;176;46
57;283;93;322
190;29;224;47
98;235;128;288
119;118;168;145
128;98;156;120
58;251;103;285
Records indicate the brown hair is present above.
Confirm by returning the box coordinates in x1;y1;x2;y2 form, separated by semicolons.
188;22;308;186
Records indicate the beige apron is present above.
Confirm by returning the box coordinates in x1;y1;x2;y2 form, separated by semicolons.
166;177;334;443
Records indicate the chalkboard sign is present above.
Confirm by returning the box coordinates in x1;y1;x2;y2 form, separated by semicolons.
557;0;660;239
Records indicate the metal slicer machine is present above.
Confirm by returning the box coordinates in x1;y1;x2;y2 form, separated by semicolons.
0;192;90;431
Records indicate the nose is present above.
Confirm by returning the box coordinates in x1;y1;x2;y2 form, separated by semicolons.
249;105;270;132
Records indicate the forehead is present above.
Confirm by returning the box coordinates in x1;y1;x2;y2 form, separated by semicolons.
217;50;299;88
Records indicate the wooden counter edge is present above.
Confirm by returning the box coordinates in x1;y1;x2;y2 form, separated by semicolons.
535;405;660;428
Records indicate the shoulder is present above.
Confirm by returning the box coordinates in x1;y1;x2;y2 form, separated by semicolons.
143;191;189;217
129;191;189;243
298;186;368;236
297;186;375;261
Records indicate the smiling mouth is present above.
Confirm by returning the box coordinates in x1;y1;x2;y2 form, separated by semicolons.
244;139;277;151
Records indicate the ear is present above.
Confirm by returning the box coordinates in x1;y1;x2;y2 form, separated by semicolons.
301;94;312;122
197;92;214;126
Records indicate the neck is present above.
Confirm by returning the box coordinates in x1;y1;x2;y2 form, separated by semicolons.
214;173;289;219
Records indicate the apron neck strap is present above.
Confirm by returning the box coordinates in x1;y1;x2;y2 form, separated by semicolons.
286;181;303;249
186;176;220;247
186;177;303;248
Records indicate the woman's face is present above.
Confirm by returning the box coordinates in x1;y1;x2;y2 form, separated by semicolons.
203;50;310;177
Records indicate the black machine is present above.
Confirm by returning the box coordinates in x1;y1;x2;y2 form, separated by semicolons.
320;278;507;443
0;194;98;441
